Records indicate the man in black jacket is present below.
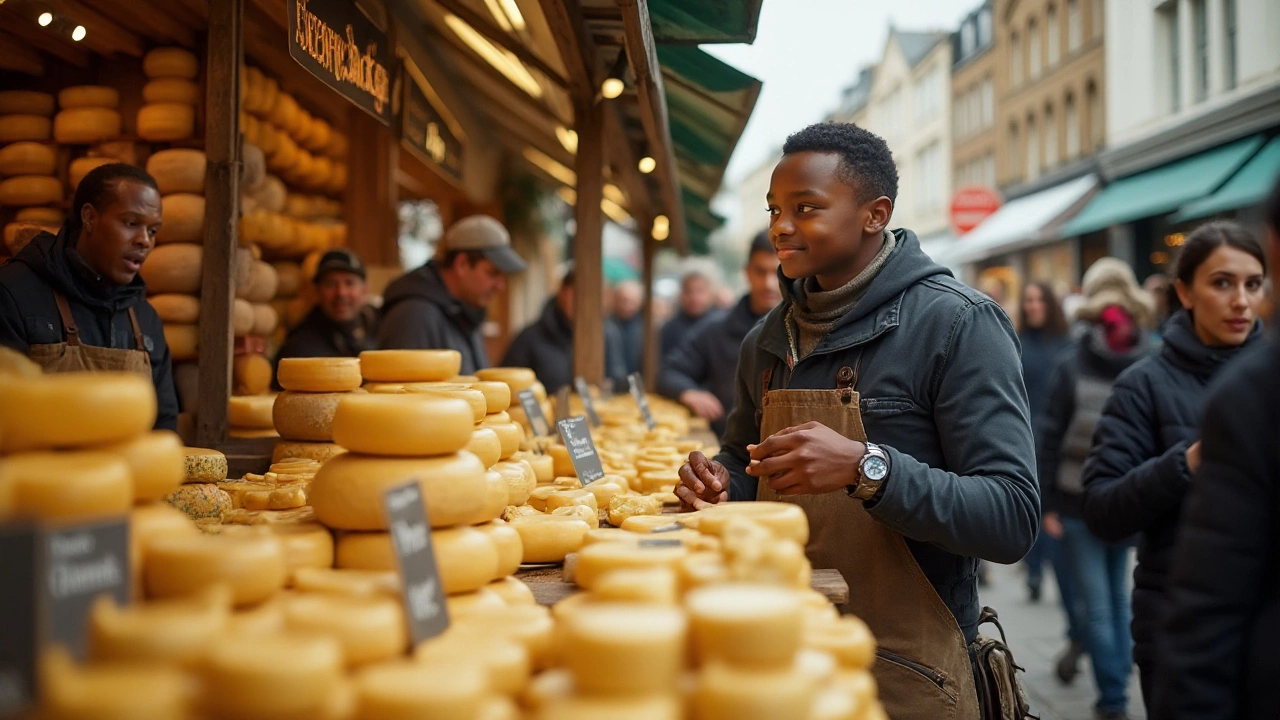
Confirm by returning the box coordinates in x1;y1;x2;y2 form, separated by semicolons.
0;163;178;430
659;269;715;359
378;215;526;374
274;248;377;369
659;230;780;437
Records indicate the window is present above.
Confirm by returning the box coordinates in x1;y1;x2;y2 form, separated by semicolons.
1225;0;1237;89
915;142;944;213
1092;0;1103;39
1068;0;1082;51
1026;116;1039;180
1194;0;1208;102
1066;93;1080;158
1008;122;1021;181
1048;5;1060;66
1011;32;1022;86
1087;80;1102;150
914;68;941;124
1044;105;1058;168
981;77;994;128
1029;19;1041;77
1168;4;1181;111
962;20;976;57
978;8;993;47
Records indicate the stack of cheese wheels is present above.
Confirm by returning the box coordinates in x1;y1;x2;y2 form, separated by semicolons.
138;48;199;142
0;91;62;257
475;366;551;439
164;446;233;525
233;255;279;391
228;393;278;439
271;357;360;465
53;85;121;145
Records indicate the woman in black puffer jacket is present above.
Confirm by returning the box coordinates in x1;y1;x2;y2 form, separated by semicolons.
1080;220;1267;711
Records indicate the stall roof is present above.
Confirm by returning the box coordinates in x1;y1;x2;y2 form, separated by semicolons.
1170;136;1280;223
955;174;1098;263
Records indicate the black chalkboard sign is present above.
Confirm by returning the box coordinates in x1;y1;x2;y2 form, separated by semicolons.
0;523;39;718
627;373;657;430
556;416;605;484
402;74;463;181
383;481;450;644
518;389;550;437
574;377;601;427
43;519;130;658
288;0;393;125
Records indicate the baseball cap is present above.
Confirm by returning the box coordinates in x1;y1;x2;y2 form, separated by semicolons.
438;215;527;274
313;248;366;282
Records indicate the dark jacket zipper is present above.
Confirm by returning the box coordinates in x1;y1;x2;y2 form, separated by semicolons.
876;649;948;689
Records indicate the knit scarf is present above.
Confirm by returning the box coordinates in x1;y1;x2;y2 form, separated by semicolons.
787;231;896;362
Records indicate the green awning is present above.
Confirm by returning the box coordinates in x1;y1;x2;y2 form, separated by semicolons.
648;0;763;44
1170;136;1280;223
1061;135;1264;237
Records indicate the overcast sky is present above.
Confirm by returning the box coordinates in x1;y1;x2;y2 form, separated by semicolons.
704;0;982;188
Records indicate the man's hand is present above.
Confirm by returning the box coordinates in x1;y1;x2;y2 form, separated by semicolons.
744;421;863;495
1043;511;1064;540
676;451;729;510
1186;440;1201;474
680;389;725;422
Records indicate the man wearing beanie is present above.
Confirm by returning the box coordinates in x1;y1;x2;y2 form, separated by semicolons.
274;248;377;368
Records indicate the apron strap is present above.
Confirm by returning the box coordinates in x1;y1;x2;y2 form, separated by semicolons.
126;307;148;356
53;291;81;347
835;353;863;404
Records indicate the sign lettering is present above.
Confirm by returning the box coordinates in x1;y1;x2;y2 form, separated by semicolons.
556;416;605;484
288;0;393;125
402;74;464;181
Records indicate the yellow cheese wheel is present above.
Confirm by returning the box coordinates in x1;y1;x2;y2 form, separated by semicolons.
0;141;56;176
481;421;524;461
573;541;688;590
240;260;278;302
141;243;202;294
491;461;536;507
163;322;198;361
268;522;335;577
331;394;474;456
562;603;688;695
0;90;55;116
272;439;346;465
686;583;804;668
547;444;575;478
0;451;132;522
412;385;486;423
272;390;345;442
204;633;345;720
359;349;462;382
0;175;62;206
182;446;227;482
472;470;509;524
147;148;206;194
475;367;537;392
525;453;554;484
143;78;200;105
231;297;254;336
593;566;680;605
353;661;486;720
466;427;502;468
451;604;556;670
475;521;523;578
485;575;535;605
509;515;590;563
284;592;407;667
228;393;276;429
41;648;192;720
97;430;184;502
88;585;231;667
446;587;508;619
53;107;121;144
154;192;204;244
472;381;512;413
0;115;52;143
277;357;361;392
232;351;273;396
293;567;400;598
310;452;488;530
58;85;119;109
15;206;63;225
544;488;598;514
144;47;199;79
804;615;876;671
147;294;199;324
145;532;287;606
250;302;277;336
337;526;498;595
414;633;530;697
137;103;195;141
0;371;156;453
695;501;810;545
692;661;817;720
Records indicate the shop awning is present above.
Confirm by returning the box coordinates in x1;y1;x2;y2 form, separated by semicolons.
1060;135;1264;237
647;0;764;43
1170;136;1280;223
954;174;1098;263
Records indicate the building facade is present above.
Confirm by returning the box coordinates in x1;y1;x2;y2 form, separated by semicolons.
952;1;998;195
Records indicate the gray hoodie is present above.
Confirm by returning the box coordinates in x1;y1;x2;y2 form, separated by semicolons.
378;260;490;374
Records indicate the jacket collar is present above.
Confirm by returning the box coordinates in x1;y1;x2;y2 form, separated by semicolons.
1160;308;1262;379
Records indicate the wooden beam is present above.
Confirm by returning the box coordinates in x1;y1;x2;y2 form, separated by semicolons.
345;107;400;266
536;0;595;95
0;10;91;67
82;0;198;47
616;0;688;254
428;0;569;89
641;228;658;391
572;94;605;384
0;32;47;75
195;0;243;448
49;0;146;56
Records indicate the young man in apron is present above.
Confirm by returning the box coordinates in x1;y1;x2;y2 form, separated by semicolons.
677;123;1039;720
0;162;177;430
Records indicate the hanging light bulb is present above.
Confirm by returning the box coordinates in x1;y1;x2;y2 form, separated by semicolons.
652;215;670;241
601;78;625;99
38;12;53;26
71;25;86;41
638;156;656;174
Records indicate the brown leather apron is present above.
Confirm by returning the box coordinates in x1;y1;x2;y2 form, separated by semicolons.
26;291;152;377
756;361;980;720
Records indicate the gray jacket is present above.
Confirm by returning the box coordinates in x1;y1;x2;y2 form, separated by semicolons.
718;230;1040;640
377;260;490;374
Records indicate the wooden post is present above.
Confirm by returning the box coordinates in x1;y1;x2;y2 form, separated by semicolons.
345;108;399;266
195;0;242;447
572;96;605;385
641;228;658;391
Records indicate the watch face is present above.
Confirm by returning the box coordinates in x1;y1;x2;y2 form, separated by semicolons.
863;456;889;481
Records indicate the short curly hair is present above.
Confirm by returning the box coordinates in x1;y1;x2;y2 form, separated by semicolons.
781;122;898;204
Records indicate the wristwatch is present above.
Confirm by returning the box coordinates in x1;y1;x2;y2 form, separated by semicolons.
847;442;890;500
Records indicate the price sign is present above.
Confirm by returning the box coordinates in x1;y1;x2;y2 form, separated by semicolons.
383;481;450;644
556;416;605;484
518;389;550;438
0;523;39;717
574;377;601;427
627;373;657;430
555;386;572;424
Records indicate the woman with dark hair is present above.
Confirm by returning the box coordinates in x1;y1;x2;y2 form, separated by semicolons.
1081;220;1266;712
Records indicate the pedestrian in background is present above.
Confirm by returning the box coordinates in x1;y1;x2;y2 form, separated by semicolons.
659;269;715;359
1081;221;1266;713
1038;257;1156;720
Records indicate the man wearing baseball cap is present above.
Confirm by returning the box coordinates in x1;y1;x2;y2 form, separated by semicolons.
379;215;526;374
274;248;377;369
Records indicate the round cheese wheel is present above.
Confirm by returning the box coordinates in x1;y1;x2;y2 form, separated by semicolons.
88;585;231;667
0;451;132;521
693;661;819;720
182;446;228;482
141;243;202;294
0;175;62;206
99;430;185;502
284;592;407;667
232;352;272;395
466;427;502;469
271;440;346;465
481;421;523;460
277;357;361;392
509;515;590;563
128;503;198;593
149;294;200;324
804;616;876;671
0;371;156;453
230;297;254;336
41;648;192;720
562;603;687;695
53;107;121;144
573;541;687;590
524;453;554;484
334;531;395;571
547;444;575;478
228;393;275;428
15;206;63;225
310;452;487;530
273;261;302;298
58;85;119;109
145;532;287;606
269;523;336;577
241;260;278;302
353;661;486;720
472;382;512;414
336;527;498;595
0;115;52;143
451;604;556;670
292;567;399;598
405;385;484;423
242;141;266;190
137;103;195;141
250;303;277;335
0;141;56;176
0;90;55;116
331;394;474;457
273;390;345;442
163;323;198;361
144;47;199;79
204;633;345;720
415;633;530;697
695;502;810;545
686;583;804;668
68;157;115;190
475;521;523;578
445;587;507;619
485;575;535;606
475;367;537;392
472;470;509;524
155;193;204;244
146;148;205;194
359;349;462;382
490;461;535;507
143;78;200;105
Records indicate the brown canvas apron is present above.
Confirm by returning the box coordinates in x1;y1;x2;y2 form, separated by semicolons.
756;362;980;720
27;291;152;377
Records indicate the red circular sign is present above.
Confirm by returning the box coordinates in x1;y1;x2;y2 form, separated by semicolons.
950;186;1002;234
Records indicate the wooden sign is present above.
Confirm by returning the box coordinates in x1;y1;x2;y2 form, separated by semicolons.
383;481;450;644
288;0;393;125
556;416;605;484
402;73;464;181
